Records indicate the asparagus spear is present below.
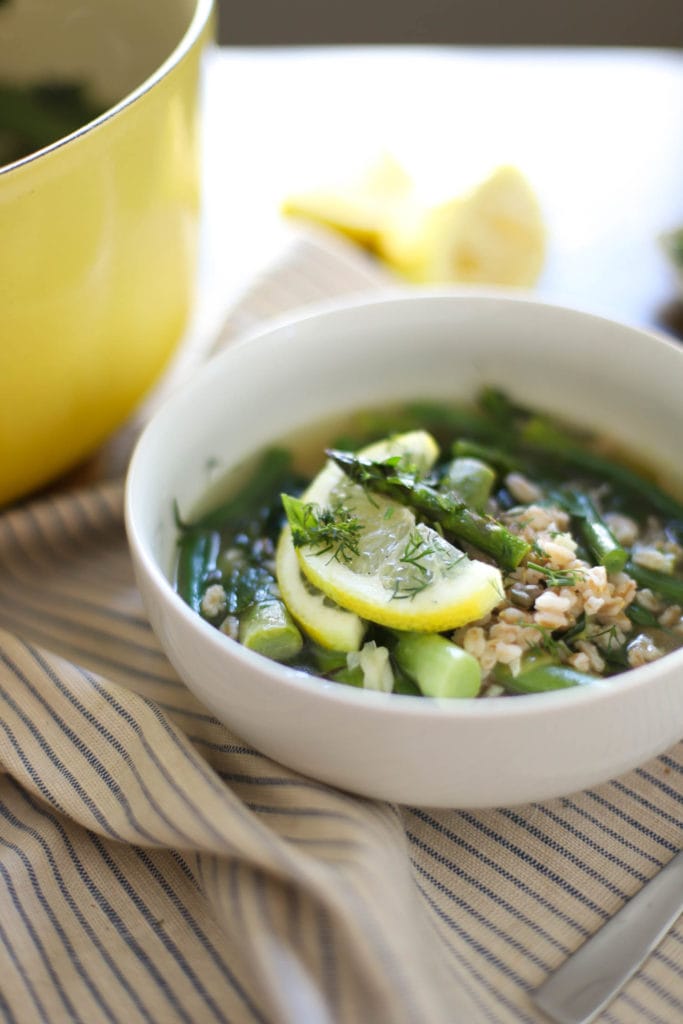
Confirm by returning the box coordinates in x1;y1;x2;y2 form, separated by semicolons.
326;449;531;570
239;601;303;661
439;456;495;513
392;632;481;698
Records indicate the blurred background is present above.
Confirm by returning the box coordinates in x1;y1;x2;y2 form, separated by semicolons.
216;0;683;48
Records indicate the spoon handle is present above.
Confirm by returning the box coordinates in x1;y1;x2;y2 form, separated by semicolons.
531;849;683;1024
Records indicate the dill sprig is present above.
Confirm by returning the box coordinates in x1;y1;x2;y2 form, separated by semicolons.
392;529;437;600
392;529;464;600
281;494;362;565
520;622;569;659
527;561;585;588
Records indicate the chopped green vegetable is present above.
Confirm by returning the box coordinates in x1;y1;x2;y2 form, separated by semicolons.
566;492;628;574
239;601;303;661
521;417;683;522
392;632;481;698
439;456;495;513
624;561;683;604
495;662;597;694
326;448;531;569
175;530;220;613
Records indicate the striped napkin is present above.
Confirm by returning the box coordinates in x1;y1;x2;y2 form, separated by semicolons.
0;231;681;1024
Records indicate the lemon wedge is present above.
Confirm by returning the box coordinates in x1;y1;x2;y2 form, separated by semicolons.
281;152;413;250
281;430;505;634
378;165;546;287
283;158;545;287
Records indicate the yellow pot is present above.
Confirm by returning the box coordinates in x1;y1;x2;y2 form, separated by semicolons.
0;0;215;506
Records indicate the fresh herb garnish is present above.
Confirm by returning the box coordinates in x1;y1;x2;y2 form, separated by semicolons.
281;494;362;565
392;529;464;600
521;622;569;659
589;623;623;652
392;529;437;599
527;561;585;588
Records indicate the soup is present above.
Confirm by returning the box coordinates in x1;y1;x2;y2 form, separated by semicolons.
173;389;683;698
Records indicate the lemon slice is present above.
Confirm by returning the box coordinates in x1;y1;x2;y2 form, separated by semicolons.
275;430;438;650
282;152;413;250
284;431;505;633
378;165;545;287
275;526;366;651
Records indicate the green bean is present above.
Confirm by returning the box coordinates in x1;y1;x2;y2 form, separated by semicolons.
624;561;683;604
521;418;683;521
495;662;597;694
570;493;628;574
175;530;220;612
392;632;481;698
239;601;303;661
327;449;531;569
405;401;504;444
192;448;294;530
338;401;506;452
626;603;661;628
439;456;495;513
451;438;522;475
477;387;529;427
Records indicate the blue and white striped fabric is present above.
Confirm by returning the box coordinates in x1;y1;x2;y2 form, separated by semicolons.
0;233;681;1024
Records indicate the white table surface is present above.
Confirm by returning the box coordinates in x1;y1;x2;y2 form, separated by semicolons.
189;46;683;356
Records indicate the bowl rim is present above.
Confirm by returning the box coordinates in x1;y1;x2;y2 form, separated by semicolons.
124;287;683;723
212;281;683;360
0;0;214;177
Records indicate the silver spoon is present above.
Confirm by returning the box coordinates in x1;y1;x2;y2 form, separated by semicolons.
531;848;683;1024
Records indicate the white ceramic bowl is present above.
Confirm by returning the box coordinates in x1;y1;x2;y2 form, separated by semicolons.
125;290;683;808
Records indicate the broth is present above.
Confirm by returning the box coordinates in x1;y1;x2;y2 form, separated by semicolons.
174;392;683;698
